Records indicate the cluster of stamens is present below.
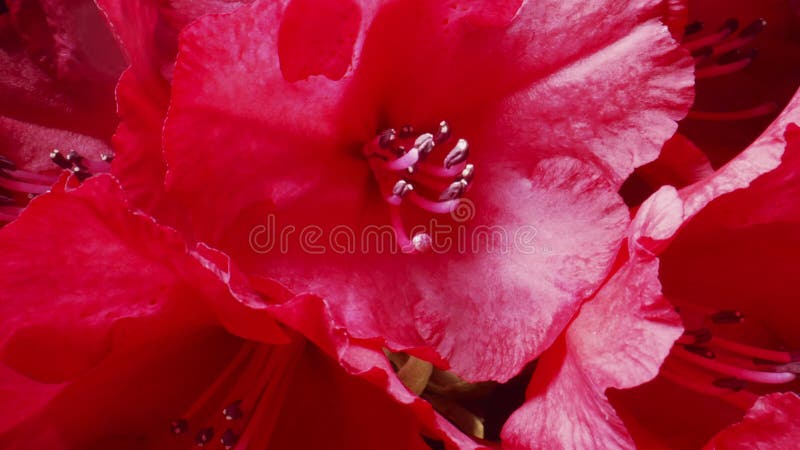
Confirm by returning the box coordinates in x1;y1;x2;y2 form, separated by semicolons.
364;121;474;253
682;17;776;121
169;343;298;449
662;301;798;409
0;149;112;224
49;149;114;181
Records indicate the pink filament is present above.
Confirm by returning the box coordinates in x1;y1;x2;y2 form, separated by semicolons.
688;103;776;121
696;58;752;79
408;192;458;214
0;177;50;195
683;28;735;52
675;347;796;384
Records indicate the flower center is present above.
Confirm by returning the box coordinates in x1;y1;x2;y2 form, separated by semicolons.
168;341;300;449
682;17;775;122
0;149;112;224
363;121;474;253
386;351;530;443
662;300;798;409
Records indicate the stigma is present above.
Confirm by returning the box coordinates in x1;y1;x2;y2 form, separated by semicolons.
364;121;474;253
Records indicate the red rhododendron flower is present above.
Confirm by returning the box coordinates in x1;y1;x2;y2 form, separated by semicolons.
623;0;800;204
610;94;800;449
159;0;692;385
2;0;799;448
0;176;443;449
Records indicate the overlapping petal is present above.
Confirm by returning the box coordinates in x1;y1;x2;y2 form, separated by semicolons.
501;220;683;449
0;175;285;441
704;393;800;450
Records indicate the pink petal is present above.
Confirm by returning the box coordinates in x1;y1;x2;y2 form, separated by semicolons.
96;0;249;213
501;255;682;449
164;0;374;242
704;393;800;450
475;10;694;186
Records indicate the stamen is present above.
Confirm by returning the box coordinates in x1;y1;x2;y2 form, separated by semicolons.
384;147;420;171
683;344;715;359
443;139;469;169
433;121;451;144
379;128;398;149
460;164;475;183
222;401;243;421
0;195;15;206
0;206;23;223
713;337;798;364
50;150;71;169
683;18;739;51
675;347;797;384
414;133;436;159
5;168;57;185
195;427;214;447
687;102;776;121
0;173;51;195
710;309;744;325
677;328;713;345
696;50;756;79
170;419;188;435
220;429;239;449
661;362;758;410
0;155;16;170
739;18;767;39
709;19;766;56
389;180;414;205
413;161;465;179
439;180;469;201
712;377;747;392
684;20;704;36
753;360;800;374
692;46;714;64
408;192;459;214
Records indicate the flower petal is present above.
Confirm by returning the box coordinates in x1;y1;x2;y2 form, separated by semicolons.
704;392;800;450
475;13;694;186
501;255;682;449
96;0;250;213
236;157;628;383
0;175;284;436
408;158;629;381
164;0;375;242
